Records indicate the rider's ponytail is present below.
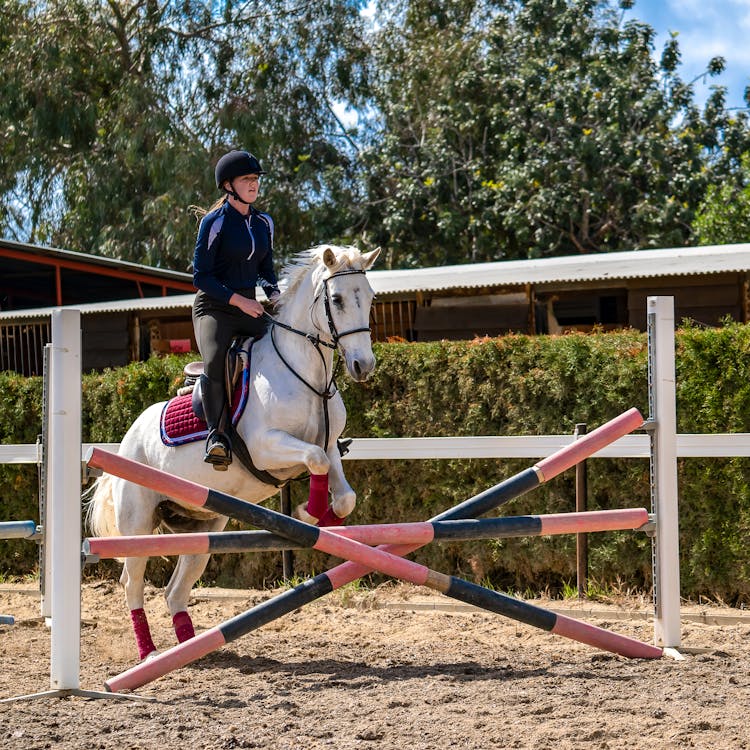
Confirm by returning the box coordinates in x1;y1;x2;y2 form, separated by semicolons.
188;196;227;223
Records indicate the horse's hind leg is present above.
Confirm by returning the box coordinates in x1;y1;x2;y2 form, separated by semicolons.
114;480;162;660
164;515;228;645
120;556;158;660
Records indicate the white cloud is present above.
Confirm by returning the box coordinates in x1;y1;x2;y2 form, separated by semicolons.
729;0;750;31
628;0;750;107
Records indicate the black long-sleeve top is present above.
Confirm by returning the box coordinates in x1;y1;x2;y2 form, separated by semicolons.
193;201;279;303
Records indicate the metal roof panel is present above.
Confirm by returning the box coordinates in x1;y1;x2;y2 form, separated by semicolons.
1;244;747;321
366;244;750;294
0;294;198;321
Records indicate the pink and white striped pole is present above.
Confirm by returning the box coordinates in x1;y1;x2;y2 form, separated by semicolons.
84;508;650;559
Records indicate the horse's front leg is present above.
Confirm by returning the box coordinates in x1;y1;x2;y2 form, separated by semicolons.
253;428;331;476
325;444;356;519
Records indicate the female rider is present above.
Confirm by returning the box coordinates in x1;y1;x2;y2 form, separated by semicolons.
192;150;280;469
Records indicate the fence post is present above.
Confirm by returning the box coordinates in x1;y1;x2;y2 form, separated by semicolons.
574;423;588;598
48;308;81;690
40;343;51;619
647;296;681;648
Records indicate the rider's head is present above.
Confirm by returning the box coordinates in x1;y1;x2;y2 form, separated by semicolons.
215;150;266;206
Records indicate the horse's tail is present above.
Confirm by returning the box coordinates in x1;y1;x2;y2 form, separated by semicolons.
83;474;120;538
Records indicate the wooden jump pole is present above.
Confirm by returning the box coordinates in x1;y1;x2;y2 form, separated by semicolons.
86;408;662;692
84;508;650;559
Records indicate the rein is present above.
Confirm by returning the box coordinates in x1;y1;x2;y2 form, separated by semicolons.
263;268;370;453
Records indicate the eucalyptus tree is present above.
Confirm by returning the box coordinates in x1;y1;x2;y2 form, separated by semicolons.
360;0;750;267
0;0;368;268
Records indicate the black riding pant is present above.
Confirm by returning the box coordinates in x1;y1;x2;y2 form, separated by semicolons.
192;289;268;382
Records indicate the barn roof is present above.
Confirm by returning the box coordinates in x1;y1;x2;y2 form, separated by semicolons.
0;293;199;321
1;242;747;321
366;243;750;295
0;238;194;313
0;238;193;282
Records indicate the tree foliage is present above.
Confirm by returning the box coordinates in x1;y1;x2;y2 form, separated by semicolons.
1;0;750;272
0;0;368;267
360;0;750;266
693;154;750;245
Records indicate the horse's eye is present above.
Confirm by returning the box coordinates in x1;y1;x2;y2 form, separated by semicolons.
331;294;344;308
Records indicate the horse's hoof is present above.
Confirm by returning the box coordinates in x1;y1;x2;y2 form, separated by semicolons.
332;493;356;518
142;649;160;662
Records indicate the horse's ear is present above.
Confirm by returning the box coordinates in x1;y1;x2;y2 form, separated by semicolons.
322;246;337;269
361;247;381;271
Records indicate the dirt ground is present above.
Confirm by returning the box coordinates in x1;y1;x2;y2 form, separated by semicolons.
1;581;749;750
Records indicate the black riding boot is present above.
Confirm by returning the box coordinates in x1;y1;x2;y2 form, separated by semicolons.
201;375;232;470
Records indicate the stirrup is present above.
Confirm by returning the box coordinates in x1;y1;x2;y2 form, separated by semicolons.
204;432;232;471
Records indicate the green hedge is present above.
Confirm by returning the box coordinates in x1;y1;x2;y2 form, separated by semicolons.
1;325;749;603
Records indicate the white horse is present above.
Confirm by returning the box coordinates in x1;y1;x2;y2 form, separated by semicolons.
87;244;380;659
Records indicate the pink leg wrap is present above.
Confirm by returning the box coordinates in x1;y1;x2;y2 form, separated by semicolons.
306;473;329;520
172;610;195;643
317;505;346;527
130;608;157;660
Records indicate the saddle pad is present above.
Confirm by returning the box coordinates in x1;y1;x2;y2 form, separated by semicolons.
160;368;250;447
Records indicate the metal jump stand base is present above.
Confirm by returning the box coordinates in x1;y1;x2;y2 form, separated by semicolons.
1;688;156;703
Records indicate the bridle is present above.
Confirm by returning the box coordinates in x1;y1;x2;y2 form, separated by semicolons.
265;268;370;349
263;267;371;452
320;269;372;345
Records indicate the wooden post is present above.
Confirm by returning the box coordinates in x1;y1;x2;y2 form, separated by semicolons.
280;484;294;580
574;423;588;598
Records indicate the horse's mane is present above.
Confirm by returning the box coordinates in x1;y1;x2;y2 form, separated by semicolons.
276;245;367;304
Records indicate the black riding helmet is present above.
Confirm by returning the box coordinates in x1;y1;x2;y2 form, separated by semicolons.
215;150;266;203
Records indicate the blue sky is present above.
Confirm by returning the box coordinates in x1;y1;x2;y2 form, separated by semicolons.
624;0;750;110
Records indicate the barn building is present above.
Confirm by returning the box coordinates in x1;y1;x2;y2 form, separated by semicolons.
1;239;748;376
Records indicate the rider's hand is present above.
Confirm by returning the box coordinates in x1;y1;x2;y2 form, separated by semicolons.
229;294;264;318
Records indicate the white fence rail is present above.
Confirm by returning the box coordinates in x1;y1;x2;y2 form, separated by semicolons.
3;433;750;465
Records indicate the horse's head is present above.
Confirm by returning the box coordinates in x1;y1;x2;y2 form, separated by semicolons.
313;244;381;382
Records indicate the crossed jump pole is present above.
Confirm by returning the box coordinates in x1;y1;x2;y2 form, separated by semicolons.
86;407;662;693
84;508;650;559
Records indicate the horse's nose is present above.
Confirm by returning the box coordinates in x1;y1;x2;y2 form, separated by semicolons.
349;353;375;381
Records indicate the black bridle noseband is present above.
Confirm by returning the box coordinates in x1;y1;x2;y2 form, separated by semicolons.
263;268;371;452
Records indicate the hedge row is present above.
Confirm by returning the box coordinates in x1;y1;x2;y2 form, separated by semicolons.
1;324;749;603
